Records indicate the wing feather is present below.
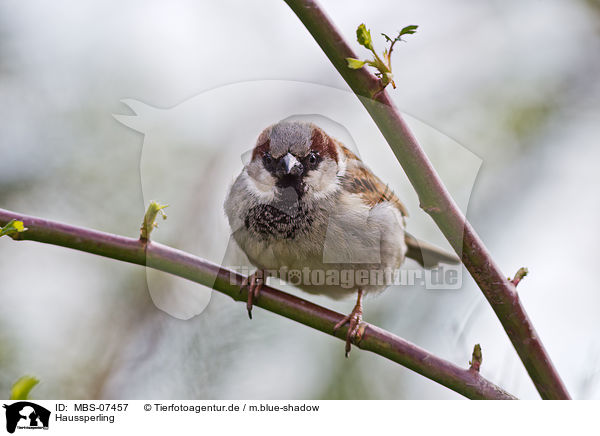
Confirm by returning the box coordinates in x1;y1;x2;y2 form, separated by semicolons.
339;145;409;217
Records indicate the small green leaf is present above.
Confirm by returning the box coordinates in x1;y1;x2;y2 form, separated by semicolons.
10;376;39;400
381;33;400;42
356;24;373;51
346;58;367;69
0;219;28;238
350;22;419;94
399;25;418;36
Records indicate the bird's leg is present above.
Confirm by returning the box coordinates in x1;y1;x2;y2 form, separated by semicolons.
241;269;265;319
333;289;365;357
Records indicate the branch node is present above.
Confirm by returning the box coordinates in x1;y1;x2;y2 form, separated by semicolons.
469;343;482;372
510;267;529;287
419;203;443;215
345;23;418;93
140;201;168;241
0;219;28;240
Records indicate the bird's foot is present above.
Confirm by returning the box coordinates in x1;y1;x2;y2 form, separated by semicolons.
333;290;365;357
241;269;265;319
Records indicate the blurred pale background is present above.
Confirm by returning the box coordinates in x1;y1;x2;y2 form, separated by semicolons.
0;0;599;399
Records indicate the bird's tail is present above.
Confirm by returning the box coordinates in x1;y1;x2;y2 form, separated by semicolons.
404;232;461;268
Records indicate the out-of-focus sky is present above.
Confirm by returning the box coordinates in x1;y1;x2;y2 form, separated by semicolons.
0;0;599;399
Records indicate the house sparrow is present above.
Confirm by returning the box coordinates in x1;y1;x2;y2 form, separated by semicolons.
224;120;459;355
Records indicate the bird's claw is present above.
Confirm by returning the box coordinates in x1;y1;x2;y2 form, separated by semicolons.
334;301;365;357
241;270;265;319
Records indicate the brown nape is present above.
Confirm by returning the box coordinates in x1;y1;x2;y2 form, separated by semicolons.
310;128;338;162
340;144;360;161
251;139;270;160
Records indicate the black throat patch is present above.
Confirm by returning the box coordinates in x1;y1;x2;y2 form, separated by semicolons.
244;191;314;240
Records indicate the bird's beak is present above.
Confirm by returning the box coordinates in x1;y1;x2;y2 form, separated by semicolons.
280;153;303;176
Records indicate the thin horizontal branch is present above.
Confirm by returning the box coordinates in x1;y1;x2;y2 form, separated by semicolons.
284;0;570;400
0;208;515;400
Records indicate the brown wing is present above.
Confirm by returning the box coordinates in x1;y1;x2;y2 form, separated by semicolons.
339;145;460;267
340;144;409;217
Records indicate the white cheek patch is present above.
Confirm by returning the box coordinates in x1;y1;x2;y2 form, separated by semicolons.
304;158;340;200
244;163;276;203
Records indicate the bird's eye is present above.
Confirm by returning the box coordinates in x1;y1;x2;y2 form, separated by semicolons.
308;152;318;165
263;153;273;166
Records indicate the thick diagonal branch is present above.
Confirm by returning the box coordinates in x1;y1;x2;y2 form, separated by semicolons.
284;0;569;399
0;208;515;400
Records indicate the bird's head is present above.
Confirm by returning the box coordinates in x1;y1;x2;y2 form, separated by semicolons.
245;121;344;204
